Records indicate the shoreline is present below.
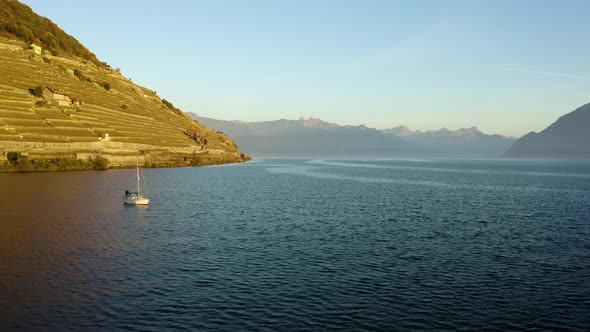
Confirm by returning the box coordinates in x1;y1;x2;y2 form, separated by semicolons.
0;154;252;173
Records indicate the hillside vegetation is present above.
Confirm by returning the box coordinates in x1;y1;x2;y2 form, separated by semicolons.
0;1;248;170
0;0;100;65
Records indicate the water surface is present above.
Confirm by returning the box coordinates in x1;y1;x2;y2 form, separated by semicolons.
1;158;589;330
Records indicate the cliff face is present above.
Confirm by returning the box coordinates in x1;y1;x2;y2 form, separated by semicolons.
504;103;590;158
0;1;246;169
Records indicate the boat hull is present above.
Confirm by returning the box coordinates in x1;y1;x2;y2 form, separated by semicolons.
124;197;150;205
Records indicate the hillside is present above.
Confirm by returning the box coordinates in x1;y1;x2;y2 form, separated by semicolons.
0;0;100;65
0;1;247;170
191;114;422;157
383;126;515;157
504;103;590;158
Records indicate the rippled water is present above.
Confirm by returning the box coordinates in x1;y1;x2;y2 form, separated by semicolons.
1;158;590;330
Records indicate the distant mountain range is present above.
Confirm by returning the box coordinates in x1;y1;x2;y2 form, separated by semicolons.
383;126;516;157
190;114;417;156
504;103;590;158
189;113;516;157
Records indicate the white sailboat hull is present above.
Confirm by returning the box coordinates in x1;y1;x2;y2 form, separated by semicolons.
124;196;150;205
124;159;149;206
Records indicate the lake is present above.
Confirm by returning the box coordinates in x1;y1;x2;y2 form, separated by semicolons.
1;158;589;331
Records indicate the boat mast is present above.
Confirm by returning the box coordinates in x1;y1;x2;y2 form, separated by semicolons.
136;158;140;194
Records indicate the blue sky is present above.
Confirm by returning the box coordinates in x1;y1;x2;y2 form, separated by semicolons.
23;0;590;136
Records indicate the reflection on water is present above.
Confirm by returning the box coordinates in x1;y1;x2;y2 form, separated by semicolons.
1;159;590;330
307;159;590;178
0;169;149;328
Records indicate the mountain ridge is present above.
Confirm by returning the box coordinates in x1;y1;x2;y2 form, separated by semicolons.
190;113;516;157
504;103;590;158
191;114;420;157
383;125;515;157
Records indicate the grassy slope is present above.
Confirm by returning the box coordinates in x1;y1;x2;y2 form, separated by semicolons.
0;2;246;169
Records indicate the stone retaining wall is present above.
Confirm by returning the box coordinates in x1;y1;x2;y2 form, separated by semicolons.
0;139;199;153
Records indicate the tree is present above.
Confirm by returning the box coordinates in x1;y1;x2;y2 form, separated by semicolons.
16;157;33;171
73;68;83;79
88;153;109;170
162;99;174;109
28;85;43;97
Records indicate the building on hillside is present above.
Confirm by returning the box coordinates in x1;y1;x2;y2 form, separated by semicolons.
43;87;72;107
98;133;111;141
30;43;42;55
69;95;80;107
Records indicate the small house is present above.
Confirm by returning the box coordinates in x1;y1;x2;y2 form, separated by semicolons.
43;87;72;107
30;43;42;55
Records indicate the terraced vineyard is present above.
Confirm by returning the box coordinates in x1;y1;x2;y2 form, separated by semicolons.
0;38;246;168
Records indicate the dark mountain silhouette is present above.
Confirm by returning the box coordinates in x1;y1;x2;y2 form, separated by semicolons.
504;103;590;158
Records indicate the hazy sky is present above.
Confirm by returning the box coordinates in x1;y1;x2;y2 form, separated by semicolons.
22;0;590;136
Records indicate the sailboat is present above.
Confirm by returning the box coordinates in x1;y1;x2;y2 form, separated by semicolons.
124;158;149;205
